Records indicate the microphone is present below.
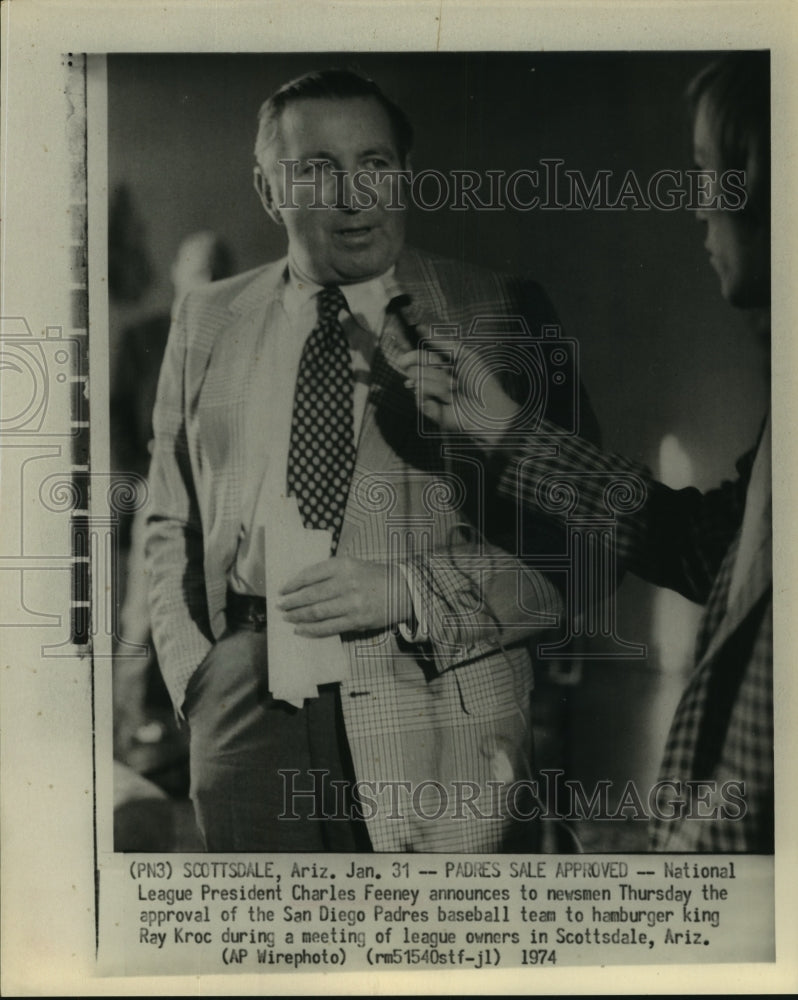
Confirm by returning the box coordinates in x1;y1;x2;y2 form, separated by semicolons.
383;277;423;347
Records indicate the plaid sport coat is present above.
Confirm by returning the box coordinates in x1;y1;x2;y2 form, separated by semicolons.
146;246;575;852
495;426;773;852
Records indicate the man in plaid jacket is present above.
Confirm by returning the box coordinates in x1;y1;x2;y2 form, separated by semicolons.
401;52;772;852
146;69;595;852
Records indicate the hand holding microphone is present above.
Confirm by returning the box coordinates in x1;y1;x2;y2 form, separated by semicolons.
397;330;522;446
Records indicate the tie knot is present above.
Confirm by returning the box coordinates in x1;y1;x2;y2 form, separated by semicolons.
318;285;347;325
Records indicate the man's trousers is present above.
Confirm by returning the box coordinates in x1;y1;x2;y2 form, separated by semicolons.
183;625;371;852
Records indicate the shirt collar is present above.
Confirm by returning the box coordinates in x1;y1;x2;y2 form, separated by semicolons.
284;256;397;337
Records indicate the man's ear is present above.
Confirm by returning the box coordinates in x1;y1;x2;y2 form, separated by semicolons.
253;165;283;226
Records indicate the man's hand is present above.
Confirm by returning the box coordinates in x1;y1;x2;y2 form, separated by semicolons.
277;556;413;637
397;338;521;446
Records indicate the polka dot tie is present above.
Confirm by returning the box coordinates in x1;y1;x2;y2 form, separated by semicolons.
287;285;355;553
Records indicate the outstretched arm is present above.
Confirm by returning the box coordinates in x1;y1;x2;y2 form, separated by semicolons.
399;341;749;604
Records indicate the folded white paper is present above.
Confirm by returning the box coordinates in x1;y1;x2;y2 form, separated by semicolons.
263;494;351;707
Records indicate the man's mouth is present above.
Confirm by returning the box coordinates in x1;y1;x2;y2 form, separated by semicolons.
334;225;374;244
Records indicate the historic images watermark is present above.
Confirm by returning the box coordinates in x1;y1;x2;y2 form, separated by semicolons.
278;768;748;824
274;161;747;213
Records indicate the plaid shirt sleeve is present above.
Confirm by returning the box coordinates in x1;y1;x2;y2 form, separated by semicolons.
492;419;753;605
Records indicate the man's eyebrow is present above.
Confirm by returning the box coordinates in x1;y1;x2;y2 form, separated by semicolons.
292;149;337;161
283;145;400;165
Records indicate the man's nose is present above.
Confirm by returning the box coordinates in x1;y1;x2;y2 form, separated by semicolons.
330;169;360;212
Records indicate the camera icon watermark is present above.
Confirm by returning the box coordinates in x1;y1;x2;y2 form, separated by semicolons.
415;315;579;442
0;318;84;435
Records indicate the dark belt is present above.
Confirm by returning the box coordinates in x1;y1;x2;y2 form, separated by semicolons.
226;590;267;632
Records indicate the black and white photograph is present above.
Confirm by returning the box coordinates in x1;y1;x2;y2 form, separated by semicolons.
1;1;797;995
108;49;772;857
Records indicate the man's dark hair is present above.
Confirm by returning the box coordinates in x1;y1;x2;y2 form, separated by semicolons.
254;68;414;170
687;50;770;225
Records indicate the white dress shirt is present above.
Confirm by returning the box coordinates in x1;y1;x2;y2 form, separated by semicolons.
229;259;395;597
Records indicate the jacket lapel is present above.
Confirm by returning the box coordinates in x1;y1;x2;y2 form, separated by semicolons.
392;248;452;328
224;260;289;524
228;258;288;316
338;251;450;553
199;260;288;636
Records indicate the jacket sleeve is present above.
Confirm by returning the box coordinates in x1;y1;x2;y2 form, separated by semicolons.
491;421;752;605
395;275;594;674
144;296;214;712
398;534;566;672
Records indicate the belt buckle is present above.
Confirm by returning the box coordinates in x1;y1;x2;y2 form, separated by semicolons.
249;606;267;631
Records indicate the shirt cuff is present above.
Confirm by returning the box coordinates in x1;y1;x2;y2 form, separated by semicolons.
396;563;430;643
